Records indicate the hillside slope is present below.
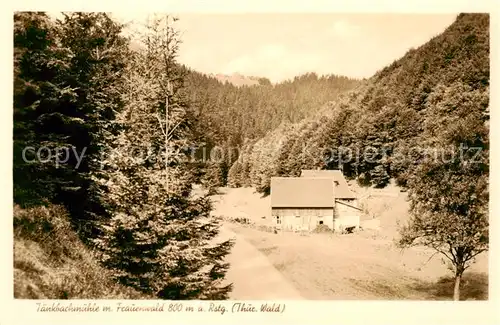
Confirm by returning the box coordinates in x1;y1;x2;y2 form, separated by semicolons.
182;69;360;187
228;13;489;193
14;205;148;299
184;70;360;146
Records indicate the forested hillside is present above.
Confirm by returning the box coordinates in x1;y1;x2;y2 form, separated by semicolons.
182;69;359;189
185;71;359;146
228;13;489;194
12;12;488;301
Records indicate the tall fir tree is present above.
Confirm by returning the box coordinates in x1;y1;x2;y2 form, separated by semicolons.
13;12;130;241
14;12;68;206
55;12;130;238
202;161;224;195
94;15;234;299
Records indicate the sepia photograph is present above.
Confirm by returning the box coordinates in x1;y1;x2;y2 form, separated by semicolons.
12;10;489;304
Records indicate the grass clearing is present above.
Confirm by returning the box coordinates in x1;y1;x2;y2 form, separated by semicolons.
212;186;488;300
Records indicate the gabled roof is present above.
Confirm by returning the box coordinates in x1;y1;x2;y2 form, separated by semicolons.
300;169;356;199
271;177;334;208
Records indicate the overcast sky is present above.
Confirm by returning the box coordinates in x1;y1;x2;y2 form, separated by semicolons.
111;13;457;83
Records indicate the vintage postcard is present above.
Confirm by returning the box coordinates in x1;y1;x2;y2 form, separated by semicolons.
1;0;498;324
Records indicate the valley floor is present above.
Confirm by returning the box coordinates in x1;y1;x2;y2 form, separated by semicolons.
212;186;488;300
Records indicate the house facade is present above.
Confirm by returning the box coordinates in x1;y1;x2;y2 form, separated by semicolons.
271;177;335;231
300;169;360;232
270;170;361;232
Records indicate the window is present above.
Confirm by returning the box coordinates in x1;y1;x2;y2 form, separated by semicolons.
319;221;324;225
295;215;301;218
276;216;281;224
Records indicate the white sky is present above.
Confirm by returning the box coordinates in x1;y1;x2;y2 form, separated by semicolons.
66;12;459;83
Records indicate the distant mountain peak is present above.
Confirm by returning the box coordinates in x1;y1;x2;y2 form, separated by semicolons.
212;73;261;87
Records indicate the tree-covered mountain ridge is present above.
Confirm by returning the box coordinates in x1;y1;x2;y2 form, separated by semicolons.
183;69;360;146
181;67;360;190
227;13;489;193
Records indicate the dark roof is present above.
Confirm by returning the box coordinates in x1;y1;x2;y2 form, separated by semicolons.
300;170;356;199
271;177;334;208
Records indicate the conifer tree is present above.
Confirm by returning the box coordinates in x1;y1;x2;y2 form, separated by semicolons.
202;161;225;194
95;15;234;299
13;13;129;240
14;12;67;206
227;160;243;188
56;12;130;238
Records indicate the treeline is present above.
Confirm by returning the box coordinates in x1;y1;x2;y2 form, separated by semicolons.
182;69;359;190
14;13;232;299
184;70;360;146
228;13;489;194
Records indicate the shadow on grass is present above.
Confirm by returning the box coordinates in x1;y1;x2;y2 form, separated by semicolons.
260;246;278;256
348;272;488;300
410;272;488;301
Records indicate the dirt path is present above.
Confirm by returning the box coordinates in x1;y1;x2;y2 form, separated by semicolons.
219;225;303;300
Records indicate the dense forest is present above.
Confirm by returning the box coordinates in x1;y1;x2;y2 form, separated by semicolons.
13;12;235;299
12;12;358;298
185;70;359;145
12;12;489;300
184;69;359;189
228;13;489;194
